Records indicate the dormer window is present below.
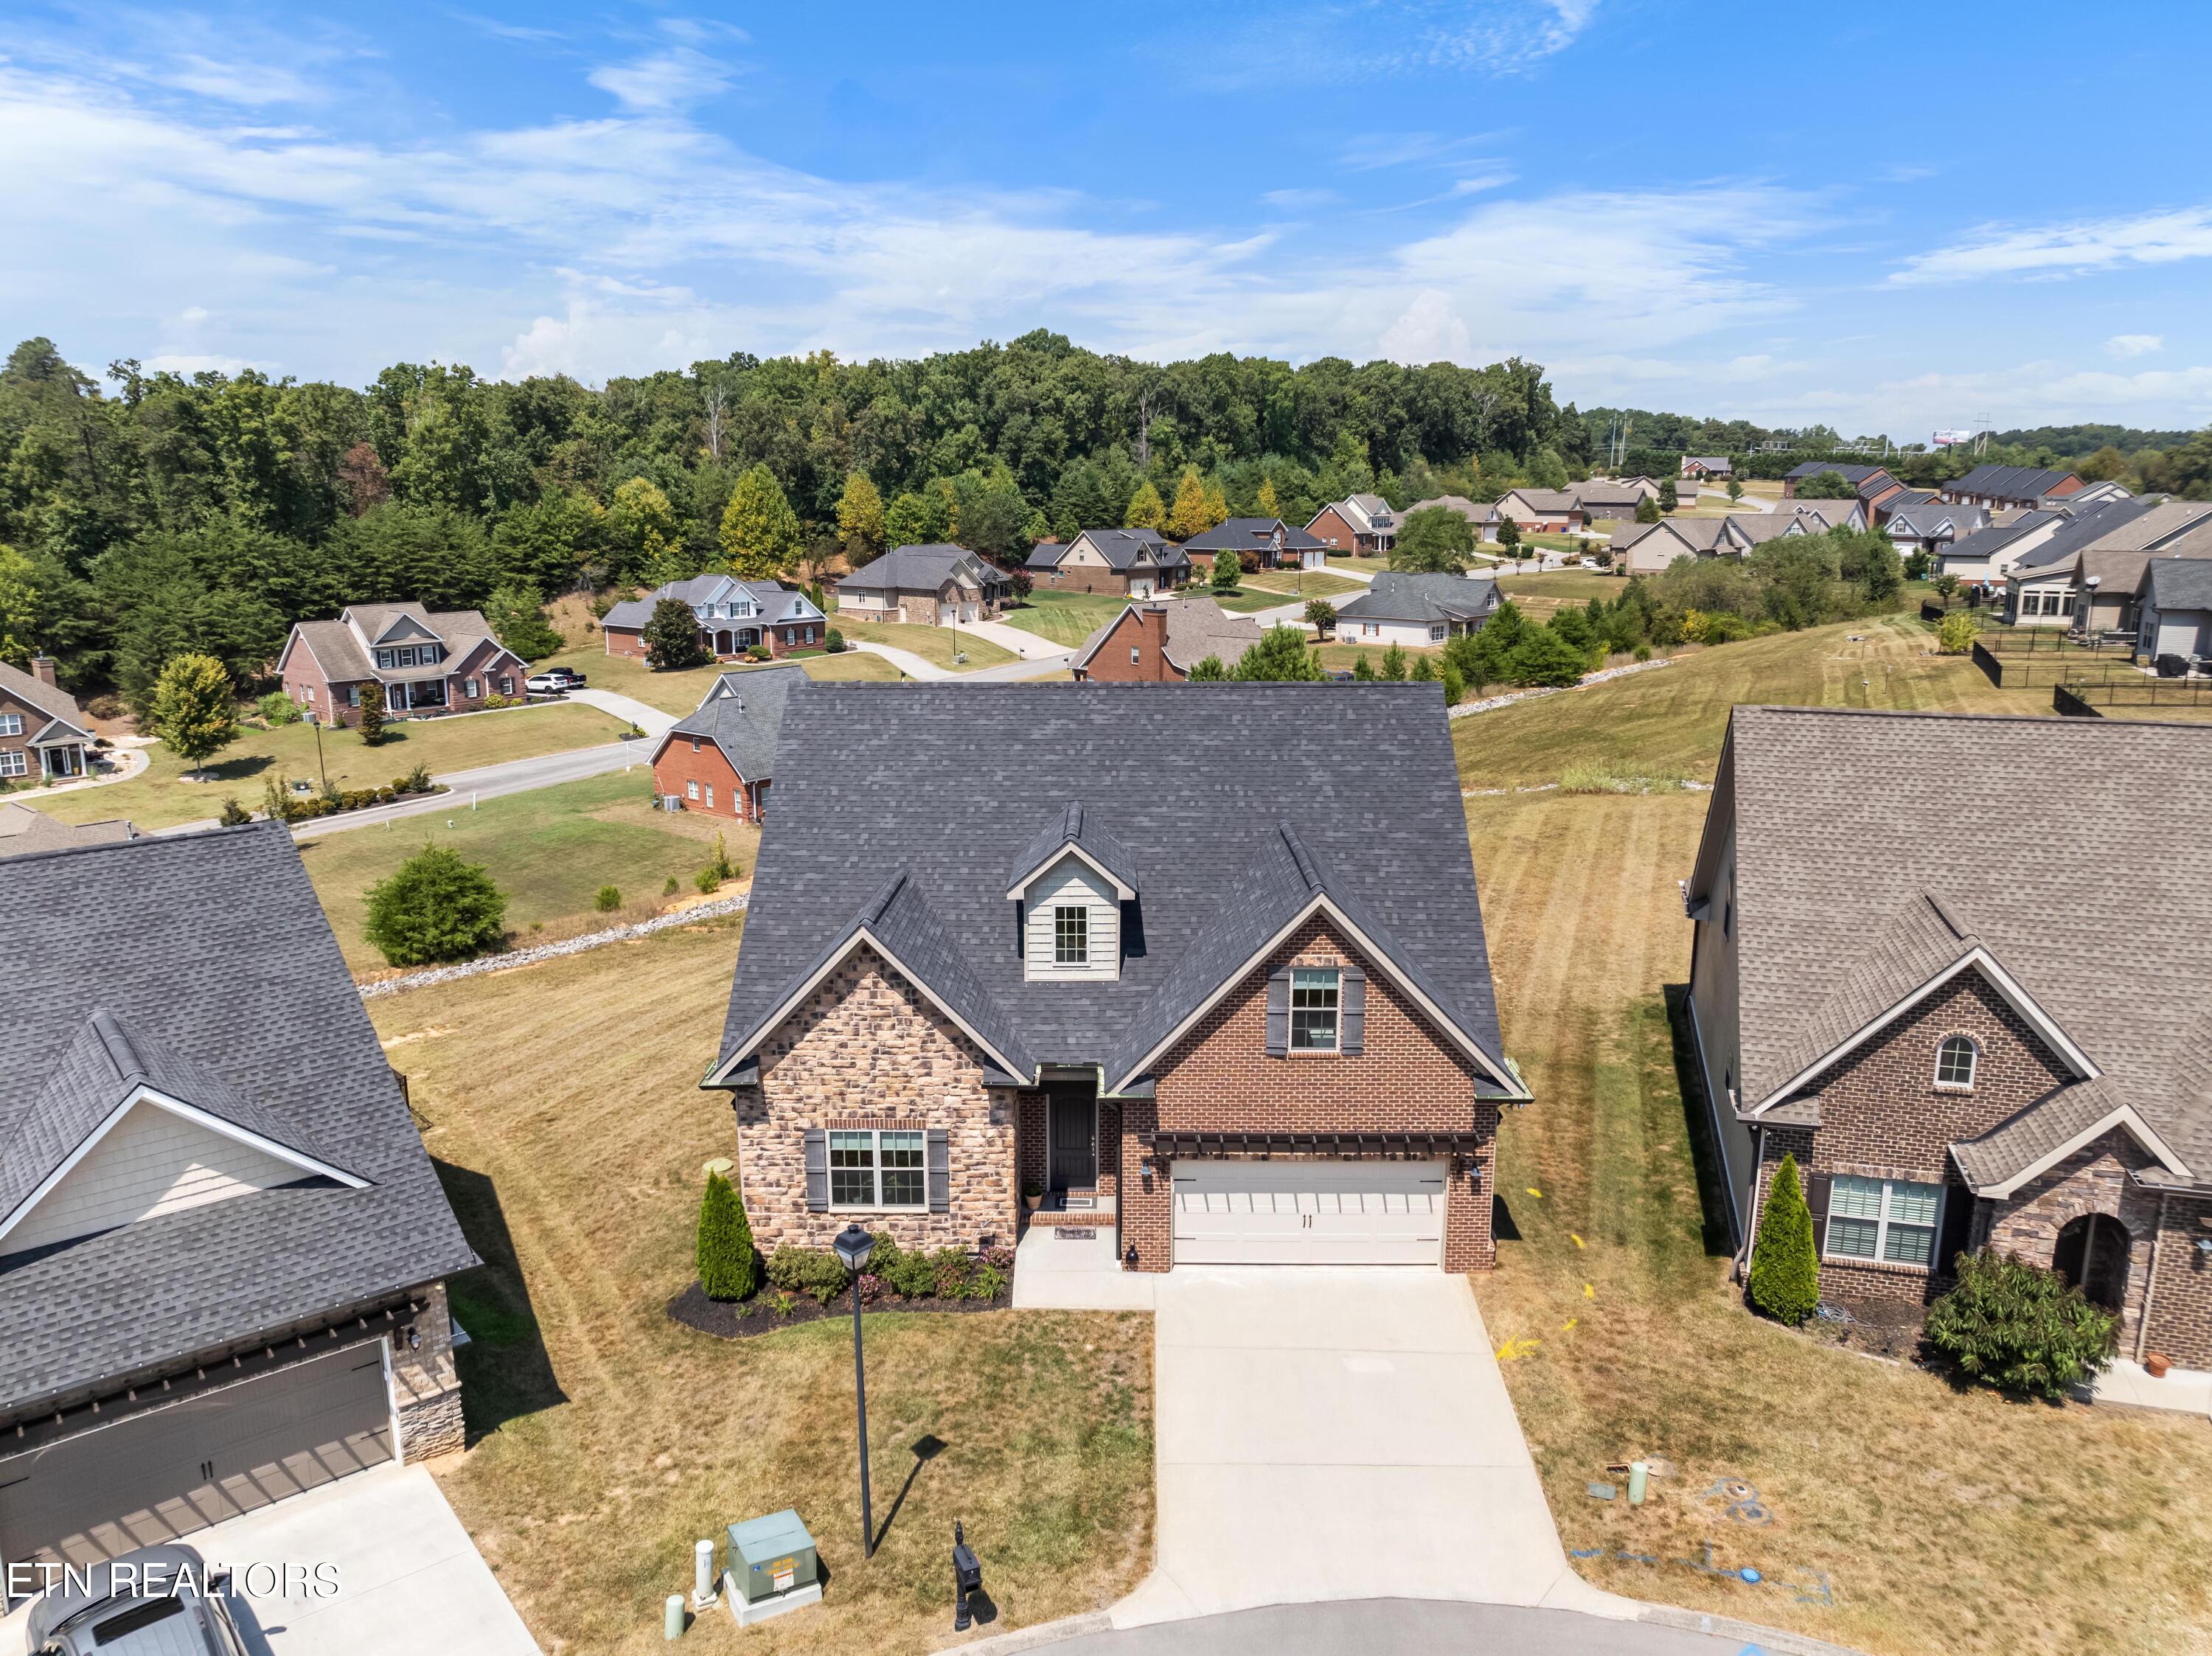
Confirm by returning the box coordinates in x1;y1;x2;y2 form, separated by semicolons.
1007;803;1137;984
1054;905;1088;965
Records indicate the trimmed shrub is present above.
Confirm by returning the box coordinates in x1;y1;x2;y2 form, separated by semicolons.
363;844;508;967
745;644;772;662
765;1245;852;1303
1937;611;1978;654
358;681;388;746
695;867;722;894
825;627;846;653
695;1171;759;1301
1747;1152;1820;1326
257;691;302;726
1924;1250;2120;1399
662;875;681;897
596;885;622;912
218;797;252;827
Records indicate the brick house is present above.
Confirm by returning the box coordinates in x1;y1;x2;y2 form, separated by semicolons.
1938;464;2085;512
277;602;528;721
0;658;95;783
1685;706;2212;1371
1481;489;1587;537
1780;462;1905;515
1068;597;1262;681
833;545;1013;626
1024;529;1190;596
1680;456;1733;480
704;683;1528;1273
1304;495;1397;557
0;823;476;1580
600;576;827;661
1180;518;1329;573
650;664;803;822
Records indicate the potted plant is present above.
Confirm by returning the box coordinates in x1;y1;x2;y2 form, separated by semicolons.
2146;1351;2172;1379
1022;1180;1043;1212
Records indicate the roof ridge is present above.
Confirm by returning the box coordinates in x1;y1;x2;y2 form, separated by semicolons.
866;870;909;927
86;1007;142;1082
1276;821;1322;891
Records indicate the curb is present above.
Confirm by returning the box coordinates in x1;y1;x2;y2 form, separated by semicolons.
1638;1601;1868;1656
931;1611;1110;1654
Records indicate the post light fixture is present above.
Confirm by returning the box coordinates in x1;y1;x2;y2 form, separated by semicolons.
834;1223;877;1558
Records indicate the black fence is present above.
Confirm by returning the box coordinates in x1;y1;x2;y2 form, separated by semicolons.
1974;640;2155;689
2053;678;2212;717
1975;628;2133;656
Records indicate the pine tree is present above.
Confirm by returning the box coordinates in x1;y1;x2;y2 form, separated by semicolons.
1231;625;1322;681
696;1170;759;1301
719;464;802;578
1380;641;1410;681
1124;480;1167;532
1658;478;1680;513
1747;1152;1820;1326
1634;495;1662;524
1352;653;1375;681
1497;517;1522;552
1167;468;1210;540
147;652;240;778
1256;476;1281;518
1186;653;1225;681
484;580;563;661
836;472;886;563
358;678;388;745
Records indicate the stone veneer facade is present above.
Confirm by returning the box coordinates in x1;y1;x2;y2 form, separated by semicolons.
732;944;1018;1254
1118;916;1500;1274
391;1281;465;1460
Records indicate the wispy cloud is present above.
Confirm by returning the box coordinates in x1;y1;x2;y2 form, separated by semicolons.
588;46;737;111
1177;1;1598;91
2107;333;2163;358
1891;206;2212;285
1338;131;1506;172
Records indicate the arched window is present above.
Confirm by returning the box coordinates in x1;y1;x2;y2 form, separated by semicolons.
1935;1034;1978;1090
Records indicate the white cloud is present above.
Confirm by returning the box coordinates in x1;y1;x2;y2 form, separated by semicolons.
2107;333;2163;358
1379;290;1472;363
587;47;736;111
1260;187;1340;209
1181;1;1597;91
1891;206;2212;285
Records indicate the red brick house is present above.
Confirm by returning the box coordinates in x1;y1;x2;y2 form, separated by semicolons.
1305;495;1397;556
649;665;803;823
277;603;527;720
0;658;95;783
1181;518;1329;573
1686;706;2212;1374
704;683;1527;1273
1024;529;1191;596
1481;489;1587;536
601;576;827;660
1068;598;1262;681
1781;461;1906;516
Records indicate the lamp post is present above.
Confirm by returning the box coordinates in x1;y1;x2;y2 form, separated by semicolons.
833;1223;877;1559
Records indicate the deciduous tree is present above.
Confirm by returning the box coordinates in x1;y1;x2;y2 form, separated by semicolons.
1124;480;1167;533
644;596;708;670
1167;468;1211;541
148;651;238;778
719;464;802;578
835;471;886;563
1391;505;1475;574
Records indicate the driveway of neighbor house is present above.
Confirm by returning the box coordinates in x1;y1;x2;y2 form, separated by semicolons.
0;1464;536;1656
1111;1267;1630;1631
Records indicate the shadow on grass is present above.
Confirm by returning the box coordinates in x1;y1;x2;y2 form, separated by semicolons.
872;1433;947;1554
1491;1193;1523;1242
1662;984;1736;1259
433;1157;568;1442
201;752;276;783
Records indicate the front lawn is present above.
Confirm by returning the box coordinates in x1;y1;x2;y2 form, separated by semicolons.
302;769;757;971
1240;569;1366;600
378;924;1154;1655
32;703;630;832
825;618;1018;671
995;591;1131;647
536;646;897;718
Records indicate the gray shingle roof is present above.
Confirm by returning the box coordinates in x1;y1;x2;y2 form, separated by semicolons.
656;664;804;782
1181;518;1326;552
2007;500;2212;575
0;824;478;1418
2143;553;2212;613
0;802;133;858
1701;706;2212;1175
1009;800;1142;897
1029;529;1172;572
1333;572;1500;626
1885;504;1978;539
602;578;810;633
1068;598;1264;676
1784;462;1891;485
0;661;91;738
716;683;1512;1093
285;603;510;683
1934;511;2056;566
838;545;1006;594
1945;464;2079;500
1951;1077;2137;1191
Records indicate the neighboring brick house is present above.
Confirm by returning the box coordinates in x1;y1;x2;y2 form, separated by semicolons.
1566;479;1660;523
1181;518;1329;573
600;575;826;660
277;602;527;720
1305;494;1397;556
1068;597;1263;681
704;683;1528;1273
833;545;1013;626
0;822;477;1579
1781;461;1905;514
1680;456;1733;480
650;664;802;821
1332;572;1500;648
1939;464;2085;512
1025;529;1190;596
0;658;95;782
1685;706;2212;1371
1481;489;1587;536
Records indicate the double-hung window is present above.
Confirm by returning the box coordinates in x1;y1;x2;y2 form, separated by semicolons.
0;750;24;778
830;1129;925;1209
0;713;21;737
1054;905;1088;965
1290;967;1341;1050
1825;1175;1941;1267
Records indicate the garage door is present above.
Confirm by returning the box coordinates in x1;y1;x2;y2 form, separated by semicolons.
0;1344;394;1575
1173;1160;1444;1265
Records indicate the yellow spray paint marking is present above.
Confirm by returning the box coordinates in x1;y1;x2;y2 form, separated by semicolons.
1570;1234;1585;1249
1495;1337;1543;1362
1582;1282;1596;1299
1561;1318;1578;1332
1525;1187;1543;1198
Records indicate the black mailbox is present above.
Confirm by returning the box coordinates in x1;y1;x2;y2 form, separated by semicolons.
953;1520;982;1629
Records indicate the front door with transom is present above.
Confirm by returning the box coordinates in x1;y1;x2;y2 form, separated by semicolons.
1048;1088;1096;1191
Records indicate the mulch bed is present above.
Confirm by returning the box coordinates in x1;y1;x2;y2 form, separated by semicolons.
667;1280;1010;1340
1808;1295;1931;1362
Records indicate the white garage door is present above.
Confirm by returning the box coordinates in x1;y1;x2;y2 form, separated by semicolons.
1173;1160;1444;1265
0;1344;394;1577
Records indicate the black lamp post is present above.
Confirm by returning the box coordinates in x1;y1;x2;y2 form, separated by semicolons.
833;1223;877;1559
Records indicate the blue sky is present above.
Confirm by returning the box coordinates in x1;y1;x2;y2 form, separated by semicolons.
6;1;2211;439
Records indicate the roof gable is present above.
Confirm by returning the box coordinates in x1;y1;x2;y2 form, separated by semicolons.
0;661;90;733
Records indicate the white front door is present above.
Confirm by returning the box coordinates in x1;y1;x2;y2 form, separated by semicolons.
1172;1160;1445;1265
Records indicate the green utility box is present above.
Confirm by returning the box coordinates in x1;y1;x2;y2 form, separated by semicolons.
727;1509;818;1607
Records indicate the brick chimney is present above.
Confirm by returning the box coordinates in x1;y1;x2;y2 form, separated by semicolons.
29;655;58;689
1138;604;1169;681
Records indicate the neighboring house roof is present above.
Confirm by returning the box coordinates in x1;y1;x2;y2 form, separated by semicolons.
2009;500;2212;577
602;577;813;633
1405;495;1484;523
838;544;1007;594
1068;596;1263;676
1945;463;2080;500
0;802;133;859
1882;488;1941;513
1568;481;1652;509
1332;572;1501;627
0;824;478;1419
1784;500;1863;529
1614;518;1732;557
0;661;93;745
1181;518;1327;553
1885;504;1981;540
1028;529;1172;572
1689;706;2212;1188
282;602;518;684
1935;512;2056;567
1725;514;1813;548
1683;456;1731;470
1783;462;1892;485
652;664;804;782
2140;552;2212;613
1494;488;1583;515
1310;495;1397;535
710;683;1519;1098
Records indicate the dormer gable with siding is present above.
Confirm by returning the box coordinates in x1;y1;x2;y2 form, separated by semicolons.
1006;802;1138;984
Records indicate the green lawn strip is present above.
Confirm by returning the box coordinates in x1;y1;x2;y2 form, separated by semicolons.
538;645;898;717
826;618;1018;671
995;592;1130;647
301;767;754;970
1310;641;1444;675
32;703;629;831
1241;569;1366;599
1495;570;1621;604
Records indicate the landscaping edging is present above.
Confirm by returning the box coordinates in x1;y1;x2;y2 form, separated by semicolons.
359;891;749;999
667;1279;1010;1340
1447;653;1679;720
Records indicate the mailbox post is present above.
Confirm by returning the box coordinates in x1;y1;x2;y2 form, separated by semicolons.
952;1520;981;1632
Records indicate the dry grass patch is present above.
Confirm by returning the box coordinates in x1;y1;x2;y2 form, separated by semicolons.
377;924;1152;1656
1467;787;2212;1655
827;619;1018;671
538;646;898;718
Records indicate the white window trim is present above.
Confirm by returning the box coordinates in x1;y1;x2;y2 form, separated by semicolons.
1289;966;1341;1052
828;1127;928;1212
1054;903;1089;966
686;779;700;800
0;713;21;737
1823;1174;1942;1270
1933;1034;1978;1091
0;750;25;777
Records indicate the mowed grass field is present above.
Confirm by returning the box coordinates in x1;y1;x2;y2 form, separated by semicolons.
820;617;1018;671
998;583;1311;647
538;643;898;718
33;703;628;831
378;924;1154;1656
301;769;757;971
1461;624;2212;1654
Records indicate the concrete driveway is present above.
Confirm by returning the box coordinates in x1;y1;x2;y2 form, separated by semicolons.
2;1464;535;1656
1113;1267;1627;1629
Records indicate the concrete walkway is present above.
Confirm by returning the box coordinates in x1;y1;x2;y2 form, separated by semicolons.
1112;1267;1627;1629
2086;1357;2212;1418
1012;1224;1155;1310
